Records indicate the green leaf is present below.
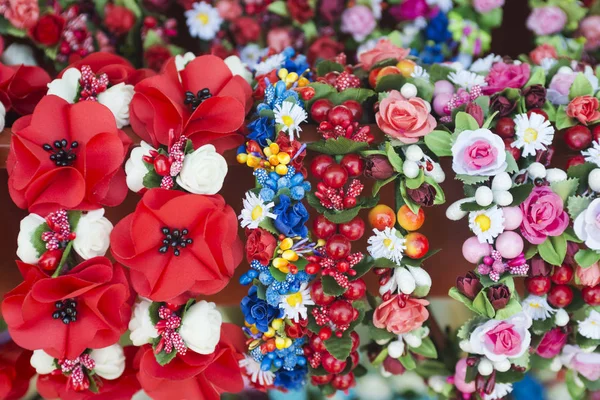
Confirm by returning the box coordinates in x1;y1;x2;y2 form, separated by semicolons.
321;275;347;296
472;290;496;318
368;321;396;342
457;316;486;340
405;169;425;190
494;298;522;320
31;223;50;259
148;301;161;325
456;174;489;185
556;106;577;130
407;77;434;102
427;64;453;82
371;347;389;367
372;175;398;196
551;178;579;202
122;0;142;17
316;60;344;77
460;201;490;212
454;112;480;134
569;73;594;100
155;348;178;366
509;184;534;206
424;130;453;157
349;257;374;281
538;234;567;266
575;249;600;268
258;216;278;235
267;0;289;16
481;111;499;130
143;29;165;50
300;21;317;41
143;170;162;189
424;177;446;205
324;335;353;360
269;266;287;282
567;195;592;221
568;162;597;188
525;245;538;259
525;67;546;87
402;249;441;267
448;287;478;314
566;370;587;400
415;360;450;378
409;337;437;358
329;88;376;106
505;151;519;174
398;353;417;370
374;74;405;93
386;143;404;172
307;137;369;155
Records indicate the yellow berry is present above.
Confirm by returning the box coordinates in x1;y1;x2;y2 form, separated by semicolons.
269;155;280;166
282;249;299;261
264;327;276;338
317;239;327;247
236;153;248;164
249;339;260;350
269;143;280;154
277;152;291;165
298;77;309;87
273;257;289;272
271;318;283;330
275;337;286;350
247;155;260;168
263;147;273;157
284;338;293;348
280;237;294;250
397;59;416;77
275;164;288;175
277;68;289;81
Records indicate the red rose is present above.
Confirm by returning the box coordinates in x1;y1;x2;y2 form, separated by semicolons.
28;13;64;46
110;189;243;303
7;96;131;215
308;37;344;65
0;341;34;400
231;17;260;45
104;4;136;36
245;228;277;265
137;324;245;400
287;0;314;23
0;63;51;115
62;52;155;86
567;95;600;125
144;45;171;72
2;258;132;359
130;55;252;153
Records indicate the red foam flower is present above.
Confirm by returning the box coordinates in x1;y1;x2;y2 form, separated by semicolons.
7;95;132;215
60;52;155;86
110;188;243;304
0;63;51;115
0;341;34;400
2;257;132;359
137;323;246;400
129;55;252;153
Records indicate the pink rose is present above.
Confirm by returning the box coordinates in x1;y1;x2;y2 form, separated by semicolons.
520;186;570;245
577;263;600;287
484;62;530;95
526;6;567;36
469;312;531;362
216;0;242;20
267;27;293;53
529;44;558;65
580;16;600;51
473;0;505;14
375;90;436;144
561;345;600;381
3;0;39;29
340;5;376;42
537;328;568;358
358;39;410;70
567;95;600;125
451;128;507;176
373;295;429;334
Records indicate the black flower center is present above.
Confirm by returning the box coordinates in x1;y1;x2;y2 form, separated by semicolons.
43;139;79;167
184;88;212;110
52;298;77;324
159;227;193;256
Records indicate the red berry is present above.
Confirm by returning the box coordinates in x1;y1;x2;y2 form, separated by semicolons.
339;216;365;241
311;374;333;385
350;351;360;368
323;72;340;85
495;117;516;138
311;99;334;123
343;100;363;121
319;326;332;341
313;214;337;239
343;196;357;209
153;154;171;176
525;276;552;295
311;154;335;179
328;105;354;128
310;280;336;306
305;262;320;275
326;234;352;260
322;352;347;374
548;284;574;308
593;125;600;142
323;164;349;189
340;153;364;177
329;300;355;326
566;155;586;170
527;109;549;121
38;249;63;271
309;334;327;352
503;138;521;160
331;372;355;391
350;331;360;353
551;264;574;285
582;285;600;306
344;279;367;300
564;126;592;151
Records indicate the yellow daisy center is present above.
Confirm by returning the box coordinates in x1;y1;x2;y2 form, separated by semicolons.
475;215;491;232
383;238;394;249
251;205;263;220
282;115;294;127
530;302;540;308
524;128;538;144
286;293;303;307
196;13;209;25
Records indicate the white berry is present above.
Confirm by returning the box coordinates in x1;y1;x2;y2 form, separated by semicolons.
446;198;473;221
557;66;573;74
589;169;600;192
405;145;424;162
550;357;562;372
387;340;405;358
475;186;493;207
528;162;547;179
400;83;418;99
458;339;472;353
477;358;494;376
555;308;569;327
493;359;511;372
493;190;513;207
491;172;512;191
404;333;422;349
546;168;567;183
403;160;420;179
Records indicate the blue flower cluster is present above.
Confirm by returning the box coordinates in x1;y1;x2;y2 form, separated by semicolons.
255;166;311;203
247;117;275;147
257;79;303;115
241;286;282;333
280;47;310;76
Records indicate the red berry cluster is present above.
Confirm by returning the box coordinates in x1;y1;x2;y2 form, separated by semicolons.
562;125;600;169
317;71;361;92
312;154;365;210
526;262;576;307
310;99;374;143
306;330;360;391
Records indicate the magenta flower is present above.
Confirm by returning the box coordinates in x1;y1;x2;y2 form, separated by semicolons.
520;186;569;245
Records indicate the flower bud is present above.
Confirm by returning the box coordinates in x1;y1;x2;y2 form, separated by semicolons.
477;358;494;376
387;340;405;358
364;155;395;180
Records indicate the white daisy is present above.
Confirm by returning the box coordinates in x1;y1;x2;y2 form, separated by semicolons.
240;44;265;70
411;65;430;81
239;192;276;229
578;310;600;340
522;295;556;321
582;140;600;167
512;113;555;157
468;206;504;244
185;2;223;41
279;283;314;323
484;383;513;400
469;53;502;73
239;355;275;386
367;227;406;264
448;70;487;90
254;53;285;76
274;101;307;140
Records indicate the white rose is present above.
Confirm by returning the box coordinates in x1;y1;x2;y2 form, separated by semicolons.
125;141;156;193
129;298;159;346
574;198;600;250
89;344;126;380
47;68;81;103
0;101;5;131
179;300;222;355
30;350;56;375
176;144;228;195
451;129;507;176
224;55;253;84
73;209;113;260
1;43;37;66
16;213;46;264
97;83;134;128
469;312;532;362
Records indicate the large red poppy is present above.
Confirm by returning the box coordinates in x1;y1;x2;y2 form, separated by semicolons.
0;63;51;115
2;257;132;360
60;52;155;86
7;95;132;215
137;323;246;400
110;188;242;304
0;341;34;400
129;55;252;153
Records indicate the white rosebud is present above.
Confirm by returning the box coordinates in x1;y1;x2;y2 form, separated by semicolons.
129;298;159;346
403;160;420;179
493;190;513;207
549;357;562;372
405;145;424;162
426;161;446;183
97;83;135;128
589;169;600;192
89;344;126;380
478;358;494;376
16;213;46;264
175;52;196;72
493;358;511;372
555;308;569;327
446;198;475;221
1;43;37;66
459;339;472;353
475;186;494;207
224;55;253;84
527;162;547;180
387;340;405;358
179;300;222;354
396;267;416;295
376;338;391;346
404;333;422;348
491;172;512;191
546;168;567;183
429;376;447;393
406;266;431;289
30;350;56;375
400;83;418;99
0;101;5;131
73;209;113;260
47;68;81;103
176;145;228;195
125;141;156;193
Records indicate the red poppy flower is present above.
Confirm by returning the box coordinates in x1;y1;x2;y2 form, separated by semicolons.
110;188;242;304
1;257;132;360
0;63;51;115
137;323;245;400
7;95;132;215
129;55;252;153
0;341;34;400
36;346;141;400
60;52;155;86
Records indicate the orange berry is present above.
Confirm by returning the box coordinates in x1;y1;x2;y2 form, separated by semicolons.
397;205;425;231
368;205;396;230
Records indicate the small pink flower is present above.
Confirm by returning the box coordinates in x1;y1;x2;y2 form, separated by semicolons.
527;6;567;36
567;95;600;125
358;39;410;70
520;186;569;245
373;295;429;334
473;0;505;14
537;328;568;358
451;128;506;176
375;90;436;144
3;0;39;29
549;72;576;96
561;345;600;381
580;16;600;51
340;5;376;42
529;44;558;65
577;263;600;287
216;0;242;20
469;312;531;362
484;62;530;95
267;27;293;53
